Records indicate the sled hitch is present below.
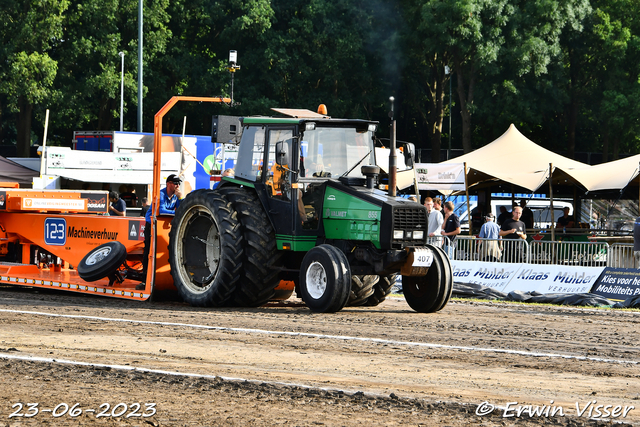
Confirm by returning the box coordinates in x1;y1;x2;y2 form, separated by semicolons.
400;247;434;277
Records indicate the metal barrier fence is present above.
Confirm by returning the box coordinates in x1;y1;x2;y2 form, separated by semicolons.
452;237;528;263
608;243;636;268
528;240;608;267
426;235;451;248
447;236;625;267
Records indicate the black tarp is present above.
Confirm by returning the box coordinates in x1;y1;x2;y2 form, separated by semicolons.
613;295;640;308
453;282;616;307
0;156;38;185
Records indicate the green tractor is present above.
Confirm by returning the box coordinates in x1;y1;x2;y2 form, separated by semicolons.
168;109;452;313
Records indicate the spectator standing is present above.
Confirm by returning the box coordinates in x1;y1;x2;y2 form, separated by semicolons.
138;174;183;290
470;203;485;233
108;191;126;216
520;199;534;229
497;206;510;226
434;197;443;217
140;197;150;217
120;184;138;208
556;207;575;230
478;213;501;262
442;201;460;257
424;197;443;244
499;206;527;262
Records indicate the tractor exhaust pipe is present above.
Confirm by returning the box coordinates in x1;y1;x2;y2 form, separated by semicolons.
388;96;397;197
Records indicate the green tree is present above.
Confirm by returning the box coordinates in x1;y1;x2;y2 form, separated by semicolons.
401;0;513;157
144;0;273;134
239;0;391;121
51;0;171;141
0;0;69;156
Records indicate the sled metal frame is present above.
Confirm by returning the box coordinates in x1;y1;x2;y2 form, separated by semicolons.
136;97;230;299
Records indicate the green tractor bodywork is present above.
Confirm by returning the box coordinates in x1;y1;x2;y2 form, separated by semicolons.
168;112;452;313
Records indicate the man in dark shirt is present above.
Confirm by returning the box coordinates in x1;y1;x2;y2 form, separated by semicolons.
470;203;484;233
497;206;510;226
108;191;126;216
556;207;575;229
500;206;526;262
119;184;138;208
442;201;461;240
441;201;460;258
520;199;534;229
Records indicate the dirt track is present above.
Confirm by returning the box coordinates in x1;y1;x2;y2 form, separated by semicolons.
0;286;638;426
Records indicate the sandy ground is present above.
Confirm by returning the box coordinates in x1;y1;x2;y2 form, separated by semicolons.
0;285;638;426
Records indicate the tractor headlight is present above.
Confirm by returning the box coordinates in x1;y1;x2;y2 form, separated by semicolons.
393;230;404;239
413;230;424;240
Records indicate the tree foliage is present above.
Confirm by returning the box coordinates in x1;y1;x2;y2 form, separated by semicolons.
0;0;638;163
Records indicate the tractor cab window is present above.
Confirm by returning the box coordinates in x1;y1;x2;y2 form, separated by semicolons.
266;129;294;201
235;126;266;181
300;125;374;179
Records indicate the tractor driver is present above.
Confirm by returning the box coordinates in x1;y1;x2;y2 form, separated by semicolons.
137;174;183;290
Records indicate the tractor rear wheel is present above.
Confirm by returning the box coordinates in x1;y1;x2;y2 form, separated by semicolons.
403;244;451;313
299;245;351;313
217;186;283;306
346;275;378;306
363;274;397;307
168;191;242;307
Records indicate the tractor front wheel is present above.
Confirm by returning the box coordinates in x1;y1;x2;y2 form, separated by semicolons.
403;244;452;313
299;245;351;313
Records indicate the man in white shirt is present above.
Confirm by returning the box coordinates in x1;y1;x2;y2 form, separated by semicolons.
424;197;443;246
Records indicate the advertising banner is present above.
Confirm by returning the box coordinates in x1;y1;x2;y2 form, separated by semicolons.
451;260;522;293
415;163;465;192
451;261;605;295
590;268;640;301
501;264;604;294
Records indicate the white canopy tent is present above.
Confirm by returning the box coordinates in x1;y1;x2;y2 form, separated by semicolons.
558;155;640;193
444;124;591;192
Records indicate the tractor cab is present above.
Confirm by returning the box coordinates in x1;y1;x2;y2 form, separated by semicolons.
230;112;381;248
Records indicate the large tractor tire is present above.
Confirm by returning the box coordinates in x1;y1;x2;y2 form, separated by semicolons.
430;245;453;312
168;191;243;307
403;244;452;313
299;245;351;313
363;274;397;307
346;275;378;306
217;186;283;306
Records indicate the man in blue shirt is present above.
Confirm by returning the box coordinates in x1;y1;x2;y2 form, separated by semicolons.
478;212;502;262
138;174;183;290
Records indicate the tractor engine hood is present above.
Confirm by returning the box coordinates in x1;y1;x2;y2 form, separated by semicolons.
323;180;428;250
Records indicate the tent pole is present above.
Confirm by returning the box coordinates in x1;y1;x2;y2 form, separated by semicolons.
549;163;555;241
464;162;471;235
39;109;50;178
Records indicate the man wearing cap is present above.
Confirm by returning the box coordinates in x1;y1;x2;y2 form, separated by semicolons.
138;174;183;290
478;212;501;262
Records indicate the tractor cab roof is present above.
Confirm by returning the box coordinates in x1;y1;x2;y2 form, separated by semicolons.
240;107;378;128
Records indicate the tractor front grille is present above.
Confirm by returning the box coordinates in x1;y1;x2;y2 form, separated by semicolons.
392;207;427;246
